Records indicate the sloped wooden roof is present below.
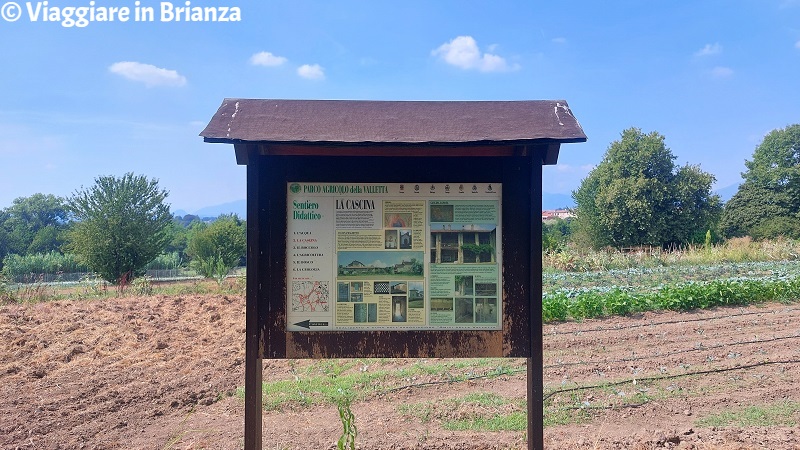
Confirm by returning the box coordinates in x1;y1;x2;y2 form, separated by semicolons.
200;99;586;163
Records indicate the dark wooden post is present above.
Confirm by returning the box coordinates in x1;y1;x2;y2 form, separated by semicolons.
244;145;263;450
528;148;544;450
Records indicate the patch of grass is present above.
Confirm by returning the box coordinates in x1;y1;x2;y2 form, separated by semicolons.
543;406;590;427
542;390;595;428
253;371;376;410
396;358;519;381
240;359;523;411
696;401;800;427
397;401;436;423
158;279;214;296
399;391;527;432
460;391;511;407
443;411;527;432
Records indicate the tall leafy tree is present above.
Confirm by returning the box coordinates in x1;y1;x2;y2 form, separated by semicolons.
720;124;800;239
742;124;800;192
670;164;721;244
1;194;69;259
186;214;246;284
66;173;172;284
573;128;721;248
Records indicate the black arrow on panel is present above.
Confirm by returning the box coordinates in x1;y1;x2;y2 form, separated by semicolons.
293;320;329;329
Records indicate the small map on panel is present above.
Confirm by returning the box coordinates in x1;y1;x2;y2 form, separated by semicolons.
291;281;330;312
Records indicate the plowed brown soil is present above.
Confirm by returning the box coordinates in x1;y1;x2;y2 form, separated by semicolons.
1;290;799;449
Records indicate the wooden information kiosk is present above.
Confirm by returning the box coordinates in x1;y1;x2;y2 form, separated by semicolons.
201;99;586;449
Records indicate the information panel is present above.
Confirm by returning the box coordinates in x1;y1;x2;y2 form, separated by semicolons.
286;182;502;332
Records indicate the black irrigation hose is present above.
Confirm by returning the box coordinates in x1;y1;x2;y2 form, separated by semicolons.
379;311;800;398
380;359;800;403
544;306;800;336
548;402;652;413
543;358;800;402
544;333;800;369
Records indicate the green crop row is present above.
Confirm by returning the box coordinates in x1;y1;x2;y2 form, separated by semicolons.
543;237;800;273
1;252;89;282
2;250;187;284
543;260;800;293
542;277;800;322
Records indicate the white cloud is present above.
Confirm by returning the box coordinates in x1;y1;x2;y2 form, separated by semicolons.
108;61;186;87
695;43;722;57
710;66;734;78
551;37;568;45
795;40;800;49
431;35;517;72
249;51;287;67
297;64;325;80
554;163;594;174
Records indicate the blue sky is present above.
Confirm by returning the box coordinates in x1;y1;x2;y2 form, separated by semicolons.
1;0;799;213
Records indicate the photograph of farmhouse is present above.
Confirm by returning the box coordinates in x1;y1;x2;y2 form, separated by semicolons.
430;223;497;264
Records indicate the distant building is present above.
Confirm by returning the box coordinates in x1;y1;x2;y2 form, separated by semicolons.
393;260;416;273
343;260;373;273
542;209;575;221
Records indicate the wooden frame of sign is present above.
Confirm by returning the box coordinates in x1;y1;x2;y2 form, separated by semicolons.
201;100;586;450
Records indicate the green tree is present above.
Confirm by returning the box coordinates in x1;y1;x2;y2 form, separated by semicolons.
720;125;800;239
743;124;800;192
719;183;793;238
669;164;722;244
573;128;721;248
163;218;193;258
66;173;172;284
410;257;423;275
186;214;246;284
1;194;69;263
542;217;573;251
173;213;202;227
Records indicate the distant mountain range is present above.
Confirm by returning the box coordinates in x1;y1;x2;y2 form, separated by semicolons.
173;199;247;219
541;183;740;210
175;184;740;218
714;183;739;203
541;192;575;210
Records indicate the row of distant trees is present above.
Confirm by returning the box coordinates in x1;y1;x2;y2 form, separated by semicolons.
0;173;245;285
547;124;800;250
4;125;798;281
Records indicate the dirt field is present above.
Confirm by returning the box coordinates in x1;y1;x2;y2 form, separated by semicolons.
1;292;799;449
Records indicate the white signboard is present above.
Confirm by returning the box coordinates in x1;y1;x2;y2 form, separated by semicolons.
286;182;502;331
